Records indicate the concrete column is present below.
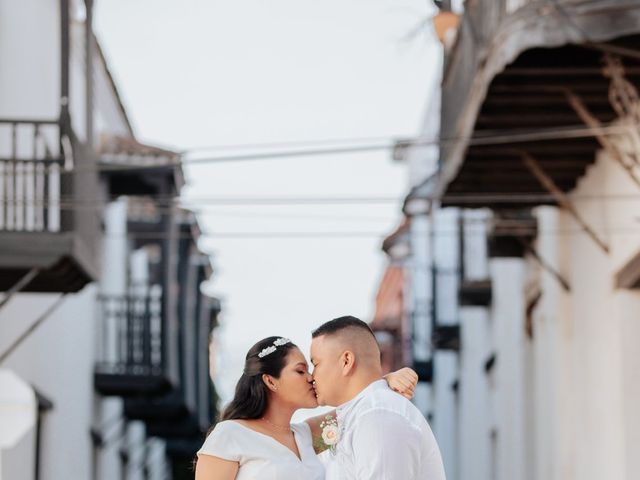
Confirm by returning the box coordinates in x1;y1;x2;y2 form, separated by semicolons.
410;213;432;414
458;307;491;480
490;258;527;480
96;198;128;480
432;208;460;480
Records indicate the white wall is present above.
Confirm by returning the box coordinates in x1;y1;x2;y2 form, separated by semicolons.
0;2;166;478
452;131;640;480
531;142;639;480
0;287;97;480
499;132;640;480
0;0;60;119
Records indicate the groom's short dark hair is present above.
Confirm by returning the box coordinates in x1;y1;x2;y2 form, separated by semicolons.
312;315;376;339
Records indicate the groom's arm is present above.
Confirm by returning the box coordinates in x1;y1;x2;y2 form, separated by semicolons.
351;410;421;479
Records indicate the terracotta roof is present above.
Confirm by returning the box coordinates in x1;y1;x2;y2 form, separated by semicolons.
371;265;404;331
381;217;410;254
99;134;179;159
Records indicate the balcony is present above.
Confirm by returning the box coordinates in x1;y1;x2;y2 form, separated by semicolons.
435;1;640;209
432;325;460;352
94;290;172;396
0;119;99;292
458;280;492;306
120;295;219;462
487;211;538;258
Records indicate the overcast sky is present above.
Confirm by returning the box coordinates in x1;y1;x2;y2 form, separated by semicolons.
95;0;440;404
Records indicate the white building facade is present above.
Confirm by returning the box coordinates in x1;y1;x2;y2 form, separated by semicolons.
386;2;640;480
0;2;219;479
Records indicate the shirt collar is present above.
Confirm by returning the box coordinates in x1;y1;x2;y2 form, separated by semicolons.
336;379;387;422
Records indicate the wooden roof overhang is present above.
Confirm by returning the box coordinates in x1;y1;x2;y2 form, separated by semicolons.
435;1;640;210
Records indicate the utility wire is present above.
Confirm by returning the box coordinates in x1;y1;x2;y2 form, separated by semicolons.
4;225;636;243
5;192;640;212
76;223;640;241
177;134;411;154
130;123;633;169
48;122;635;174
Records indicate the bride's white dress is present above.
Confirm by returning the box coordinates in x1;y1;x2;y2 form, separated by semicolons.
197;420;325;480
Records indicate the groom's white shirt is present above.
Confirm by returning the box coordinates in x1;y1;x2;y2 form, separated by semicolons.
323;379;446;480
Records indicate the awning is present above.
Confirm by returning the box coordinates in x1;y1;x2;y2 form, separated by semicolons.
0;369;36;449
434;1;640;209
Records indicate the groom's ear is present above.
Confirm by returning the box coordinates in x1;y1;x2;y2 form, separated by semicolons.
341;350;356;375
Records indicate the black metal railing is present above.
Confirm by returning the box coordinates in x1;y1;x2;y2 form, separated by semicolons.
0;119;65;232
96;289;164;375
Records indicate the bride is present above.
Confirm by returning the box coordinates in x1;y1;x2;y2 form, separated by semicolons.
195;336;418;479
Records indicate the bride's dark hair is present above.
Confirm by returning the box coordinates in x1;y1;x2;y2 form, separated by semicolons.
220;336;298;421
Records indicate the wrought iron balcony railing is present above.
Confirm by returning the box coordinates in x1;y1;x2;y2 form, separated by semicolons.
0;119;65;233
0;118;100;292
94;288;170;395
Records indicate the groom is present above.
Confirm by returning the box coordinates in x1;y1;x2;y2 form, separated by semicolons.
310;315;446;480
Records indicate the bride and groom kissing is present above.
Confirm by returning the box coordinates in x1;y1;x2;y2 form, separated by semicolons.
196;316;446;479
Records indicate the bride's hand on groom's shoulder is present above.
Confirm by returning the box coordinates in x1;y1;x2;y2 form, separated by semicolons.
384;367;418;400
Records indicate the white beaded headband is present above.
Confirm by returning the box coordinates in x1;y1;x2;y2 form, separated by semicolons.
257;338;291;358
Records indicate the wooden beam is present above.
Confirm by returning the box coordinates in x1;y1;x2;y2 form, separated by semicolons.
0;293;68;365
0;268;40;310
501;66;640;76
485;95;610;107
565;90;640;188
457;171;583;182
477;113;611;126
521;152;610;254
469;143;597;156
519;239;571;292
584;42;640;63
616;249;640;289
490;84;608;95
450;179;577;193
465;161;587;171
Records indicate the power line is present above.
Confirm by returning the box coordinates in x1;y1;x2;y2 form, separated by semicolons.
54;122;635;174
85;222;640;241
4;219;638;241
177;134;409;154
0;196;403;213
5;191;640;212
138;123;633;168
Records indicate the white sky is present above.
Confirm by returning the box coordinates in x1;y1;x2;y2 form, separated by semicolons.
95;0;439;404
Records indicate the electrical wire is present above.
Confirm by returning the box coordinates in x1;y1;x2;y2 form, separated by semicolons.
32;122;635;174
126;123;635;169
176;134;411;154
4;224;638;242
4;191;640;212
57;221;640;241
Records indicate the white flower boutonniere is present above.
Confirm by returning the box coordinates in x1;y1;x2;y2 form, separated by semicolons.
319;415;341;455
